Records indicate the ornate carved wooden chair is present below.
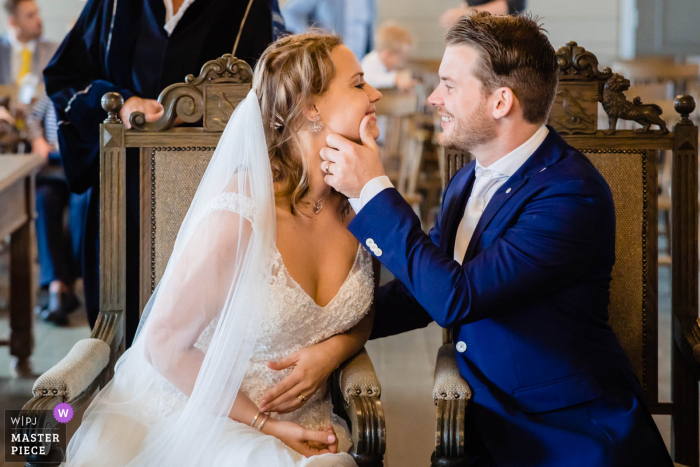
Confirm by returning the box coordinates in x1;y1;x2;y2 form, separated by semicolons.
432;42;700;467
20;55;385;467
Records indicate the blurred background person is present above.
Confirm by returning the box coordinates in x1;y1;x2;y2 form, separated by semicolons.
0;0;56;105
26;91;89;326
440;0;526;28
282;0;376;59
361;21;417;92
43;0;284;346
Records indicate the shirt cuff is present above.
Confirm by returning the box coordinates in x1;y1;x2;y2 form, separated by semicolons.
349;176;394;213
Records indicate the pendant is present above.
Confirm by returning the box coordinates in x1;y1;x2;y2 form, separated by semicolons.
313;200;323;214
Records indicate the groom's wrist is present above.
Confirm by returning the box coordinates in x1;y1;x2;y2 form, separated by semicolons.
350;176;394;213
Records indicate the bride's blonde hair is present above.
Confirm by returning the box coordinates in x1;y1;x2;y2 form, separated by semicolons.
252;32;343;215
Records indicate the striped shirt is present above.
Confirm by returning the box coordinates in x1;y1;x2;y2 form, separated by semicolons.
26;93;59;150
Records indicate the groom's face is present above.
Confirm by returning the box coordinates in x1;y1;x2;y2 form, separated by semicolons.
429;45;497;152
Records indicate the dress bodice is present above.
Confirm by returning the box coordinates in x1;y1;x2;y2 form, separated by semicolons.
143;192;374;452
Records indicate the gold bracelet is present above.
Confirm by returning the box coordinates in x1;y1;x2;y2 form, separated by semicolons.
256;413;271;432
250;411;263;427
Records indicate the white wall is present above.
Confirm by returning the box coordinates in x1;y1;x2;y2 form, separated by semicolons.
0;0;85;45
3;0;623;64
378;0;622;63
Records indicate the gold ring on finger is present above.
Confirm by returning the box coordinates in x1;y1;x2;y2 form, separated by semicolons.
298;394;307;406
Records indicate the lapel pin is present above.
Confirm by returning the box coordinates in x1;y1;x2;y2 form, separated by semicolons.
506;188;512;194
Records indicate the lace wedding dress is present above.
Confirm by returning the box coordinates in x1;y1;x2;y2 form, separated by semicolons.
65;90;373;466
67;192;374;467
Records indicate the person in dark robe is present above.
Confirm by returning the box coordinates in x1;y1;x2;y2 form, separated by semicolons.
44;0;285;346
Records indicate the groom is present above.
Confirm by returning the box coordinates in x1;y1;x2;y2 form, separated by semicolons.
321;12;674;467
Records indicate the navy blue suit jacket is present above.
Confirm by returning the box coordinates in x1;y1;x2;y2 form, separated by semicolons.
349;128;672;466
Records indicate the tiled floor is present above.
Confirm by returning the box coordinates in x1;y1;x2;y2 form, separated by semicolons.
0;245;691;466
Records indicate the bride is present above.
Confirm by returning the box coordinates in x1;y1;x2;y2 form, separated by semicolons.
65;33;382;466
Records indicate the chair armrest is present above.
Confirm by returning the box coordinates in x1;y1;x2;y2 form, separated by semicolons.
333;348;385;467
21;310;124;466
433;344;473;464
673;315;700;374
31;338;110;401
338;347;382;402
433;344;472;402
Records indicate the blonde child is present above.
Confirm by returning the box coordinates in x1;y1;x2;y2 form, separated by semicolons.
361;21;417;92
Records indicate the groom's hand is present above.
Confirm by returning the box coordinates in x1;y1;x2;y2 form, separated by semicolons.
320;115;385;199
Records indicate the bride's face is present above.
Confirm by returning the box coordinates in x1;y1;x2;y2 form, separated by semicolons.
314;45;382;142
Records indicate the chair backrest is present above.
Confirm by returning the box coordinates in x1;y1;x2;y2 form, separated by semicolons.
99;54;252;315
443;42;698;439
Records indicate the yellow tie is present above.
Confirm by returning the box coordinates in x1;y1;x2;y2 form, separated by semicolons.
17;47;32;84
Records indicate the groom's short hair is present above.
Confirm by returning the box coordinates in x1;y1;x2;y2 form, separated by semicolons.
446;11;558;124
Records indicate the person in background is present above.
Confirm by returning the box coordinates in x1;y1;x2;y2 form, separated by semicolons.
282;0;376;60
44;0;284;345
361;21;417;92
0;0;57;103
440;0;526;28
26;93;89;326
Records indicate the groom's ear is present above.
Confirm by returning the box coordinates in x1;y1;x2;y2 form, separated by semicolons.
491;87;517;121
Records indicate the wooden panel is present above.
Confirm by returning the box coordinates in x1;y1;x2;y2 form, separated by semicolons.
203;83;251;131
670;120;699;466
550;81;600;134
139;148;154;316
0;178;27;239
126;128;223;147
99;124;127;314
562;131;674;150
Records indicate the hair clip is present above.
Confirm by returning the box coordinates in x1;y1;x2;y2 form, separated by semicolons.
273;112;285;130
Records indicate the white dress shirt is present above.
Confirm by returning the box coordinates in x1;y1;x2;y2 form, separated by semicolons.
360;50;397;89
349;125;549;262
163;0;197;35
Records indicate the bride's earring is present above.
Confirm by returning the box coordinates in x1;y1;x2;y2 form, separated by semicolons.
312;115;324;132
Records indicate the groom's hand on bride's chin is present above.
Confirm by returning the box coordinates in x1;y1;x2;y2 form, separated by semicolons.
320;114;385;199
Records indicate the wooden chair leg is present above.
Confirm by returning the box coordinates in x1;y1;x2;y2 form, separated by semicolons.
9;219;34;377
432;399;469;467
672;336;699;467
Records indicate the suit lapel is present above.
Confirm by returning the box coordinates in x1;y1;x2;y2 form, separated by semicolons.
444;165;475;256
462;176;529;261
461;127;570;263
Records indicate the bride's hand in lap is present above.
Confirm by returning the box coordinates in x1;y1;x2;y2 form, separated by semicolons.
263;419;337;457
308;426;338;454
260;342;337;414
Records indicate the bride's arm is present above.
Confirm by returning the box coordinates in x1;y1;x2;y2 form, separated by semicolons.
260;258;381;414
144;210;336;455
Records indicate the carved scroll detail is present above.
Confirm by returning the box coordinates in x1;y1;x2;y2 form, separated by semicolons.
556;41;612;81
131;54;253;132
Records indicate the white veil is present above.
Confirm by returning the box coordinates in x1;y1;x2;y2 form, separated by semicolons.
66;90;279;466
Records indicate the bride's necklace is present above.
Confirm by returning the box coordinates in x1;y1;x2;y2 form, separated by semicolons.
308;193;328;214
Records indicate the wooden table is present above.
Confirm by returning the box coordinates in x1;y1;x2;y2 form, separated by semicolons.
0;154;45;377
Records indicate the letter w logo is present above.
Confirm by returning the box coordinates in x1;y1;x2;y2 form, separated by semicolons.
57;409;69;418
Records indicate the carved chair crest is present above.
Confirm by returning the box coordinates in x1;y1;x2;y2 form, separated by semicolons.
127;54;253;132
551;41;669;135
